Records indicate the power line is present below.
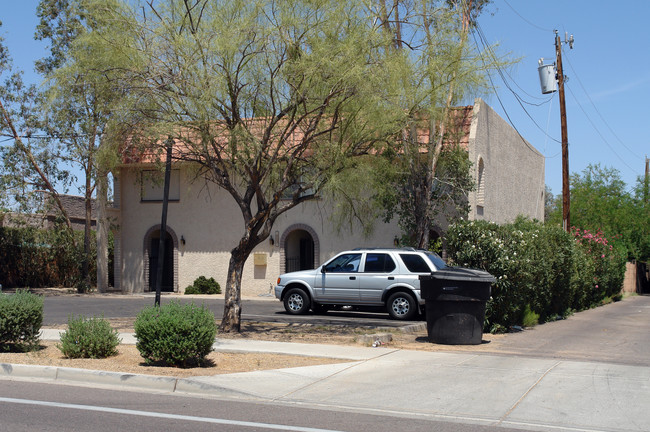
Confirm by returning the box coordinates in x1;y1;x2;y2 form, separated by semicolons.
470;21;562;145
563;52;642;161
565;83;638;174
501;0;553;33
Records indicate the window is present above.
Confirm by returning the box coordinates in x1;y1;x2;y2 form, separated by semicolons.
424;252;447;271
364;253;396;273
323;253;361;273
477;158;485;207
141;170;180;201
399;254;432;273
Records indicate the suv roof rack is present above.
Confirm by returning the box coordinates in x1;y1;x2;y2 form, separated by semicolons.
350;247;418;251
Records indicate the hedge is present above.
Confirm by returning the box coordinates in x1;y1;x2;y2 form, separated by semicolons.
0;226;114;289
446;218;627;332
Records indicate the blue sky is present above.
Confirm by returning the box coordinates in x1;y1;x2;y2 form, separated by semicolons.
1;0;649;197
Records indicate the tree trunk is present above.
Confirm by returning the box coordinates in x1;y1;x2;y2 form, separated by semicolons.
409;0;472;248
96;171;109;293
80;169;92;292
219;249;247;333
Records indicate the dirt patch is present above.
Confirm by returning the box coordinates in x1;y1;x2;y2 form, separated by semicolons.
0;341;346;378
2;289;506;377
0;319;506;378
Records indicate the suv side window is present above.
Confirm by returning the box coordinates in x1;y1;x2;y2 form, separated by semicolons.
323;253;361;273
364;253;396;273
399;254;432;273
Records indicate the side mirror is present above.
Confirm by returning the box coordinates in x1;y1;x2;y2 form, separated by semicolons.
321;267;327;273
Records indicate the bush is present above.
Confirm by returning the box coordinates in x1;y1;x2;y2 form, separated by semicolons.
446;218;627;332
0;290;43;352
185;276;221;295
0;226;92;289
134;301;217;367
57;315;121;359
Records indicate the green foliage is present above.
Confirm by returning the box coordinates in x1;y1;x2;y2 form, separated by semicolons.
547;164;650;261
185;276;221;295
381;143;474;247
0;290;43;352
134;301;217;367
446;218;627;332
0;226;91;288
57;315;121;358
522;305;540;328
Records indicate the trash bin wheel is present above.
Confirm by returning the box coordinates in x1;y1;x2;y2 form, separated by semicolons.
387;291;417;320
284;288;311;315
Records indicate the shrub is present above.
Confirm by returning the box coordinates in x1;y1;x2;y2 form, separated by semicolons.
446;218;626;332
185;276;221;295
134;301;217;367
0;226;89;289
0;289;43;352
522;305;540;328
57;315;121;359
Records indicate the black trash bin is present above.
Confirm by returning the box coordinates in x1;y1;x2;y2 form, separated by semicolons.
420;268;496;345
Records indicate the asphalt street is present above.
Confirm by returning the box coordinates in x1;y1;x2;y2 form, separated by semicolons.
0;381;530;432
42;293;422;328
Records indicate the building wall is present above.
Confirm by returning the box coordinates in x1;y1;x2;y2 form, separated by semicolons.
114;99;545;296
115;166;399;296
467;99;545;223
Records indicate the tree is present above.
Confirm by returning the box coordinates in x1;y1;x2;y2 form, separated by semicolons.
0;21;75;231
547;164;646;260
35;0;127;291
91;0;406;332
373;0;500;248
544;185;556;222
632;176;650;261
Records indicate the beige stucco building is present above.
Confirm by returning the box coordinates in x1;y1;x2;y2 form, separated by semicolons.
110;98;544;295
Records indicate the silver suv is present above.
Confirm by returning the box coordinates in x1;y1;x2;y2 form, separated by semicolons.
275;248;447;320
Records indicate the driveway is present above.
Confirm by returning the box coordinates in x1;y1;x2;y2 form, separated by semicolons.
481;294;650;366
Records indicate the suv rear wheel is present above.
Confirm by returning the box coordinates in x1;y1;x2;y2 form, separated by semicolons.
387;291;417;320
283;288;311;315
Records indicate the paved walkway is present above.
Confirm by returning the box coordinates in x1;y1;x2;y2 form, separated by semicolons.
2;328;648;432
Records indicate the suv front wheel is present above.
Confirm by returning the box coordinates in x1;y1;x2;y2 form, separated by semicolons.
283;288;311;315
387;291;417;320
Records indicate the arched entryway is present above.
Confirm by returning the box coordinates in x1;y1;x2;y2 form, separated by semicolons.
280;224;320;273
143;226;178;292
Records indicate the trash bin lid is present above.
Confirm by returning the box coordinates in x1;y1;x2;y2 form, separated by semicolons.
420;267;496;284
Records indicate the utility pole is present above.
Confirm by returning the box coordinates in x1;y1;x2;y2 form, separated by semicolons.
154;138;174;307
643;156;650;204
555;30;573;232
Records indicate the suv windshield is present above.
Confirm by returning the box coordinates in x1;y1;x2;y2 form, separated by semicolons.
424;252;447;270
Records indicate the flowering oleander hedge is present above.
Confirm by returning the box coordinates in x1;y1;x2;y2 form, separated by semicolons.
446;218;626;332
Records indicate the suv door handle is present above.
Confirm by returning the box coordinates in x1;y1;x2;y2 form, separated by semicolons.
388;277;395;280
349;276;356;280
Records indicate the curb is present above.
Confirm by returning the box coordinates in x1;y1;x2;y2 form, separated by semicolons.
0;362;248;398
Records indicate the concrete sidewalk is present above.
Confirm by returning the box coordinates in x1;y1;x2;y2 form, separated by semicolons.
1;329;648;432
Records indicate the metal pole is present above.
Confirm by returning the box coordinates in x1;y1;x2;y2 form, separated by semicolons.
643;156;650;203
154;138;173;307
556;31;570;232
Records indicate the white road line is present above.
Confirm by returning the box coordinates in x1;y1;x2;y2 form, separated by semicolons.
0;397;346;432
